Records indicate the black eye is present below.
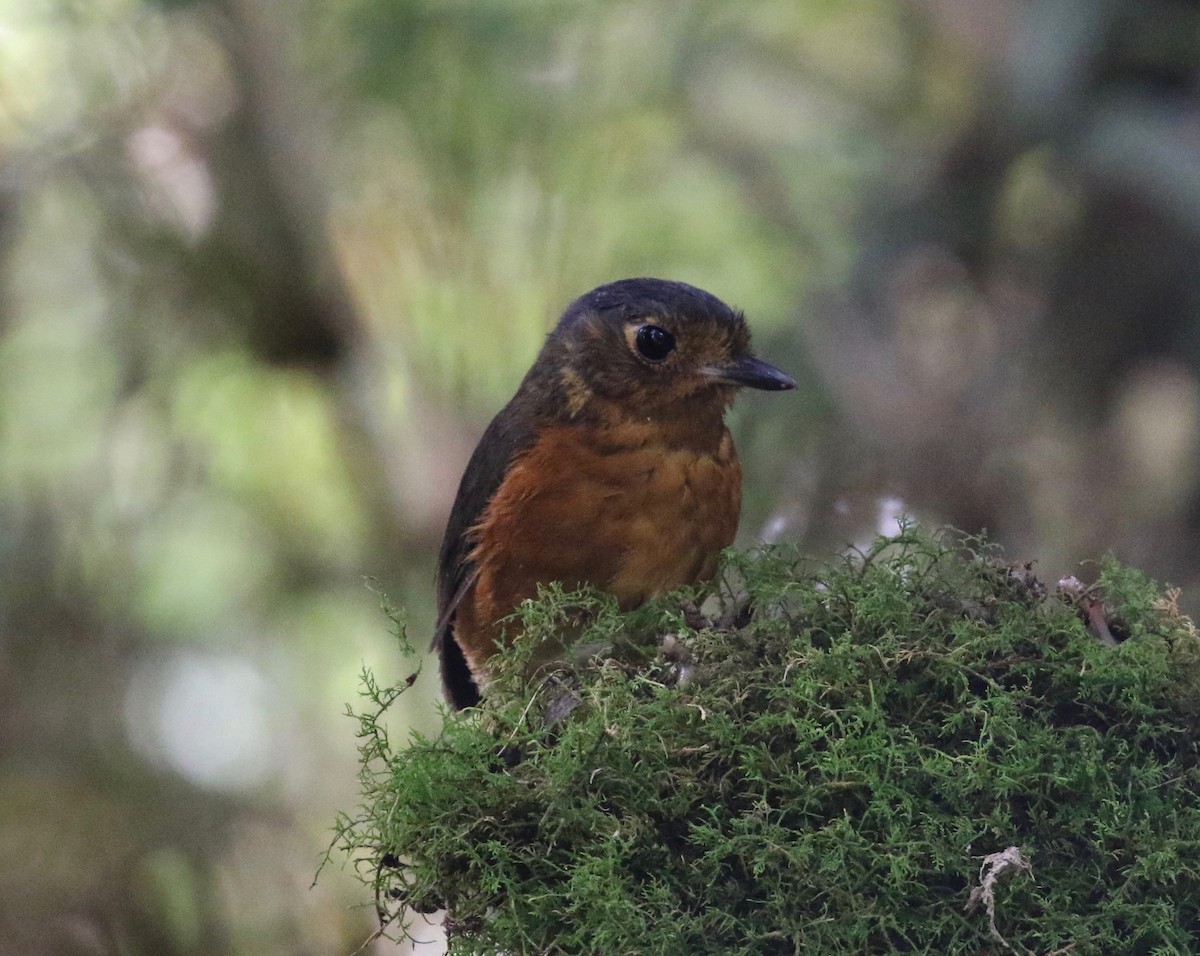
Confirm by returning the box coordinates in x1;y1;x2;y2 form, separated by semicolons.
634;325;676;362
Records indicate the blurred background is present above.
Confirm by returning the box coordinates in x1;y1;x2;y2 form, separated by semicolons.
2;0;1198;952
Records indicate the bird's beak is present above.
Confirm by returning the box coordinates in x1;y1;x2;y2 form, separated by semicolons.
703;356;796;391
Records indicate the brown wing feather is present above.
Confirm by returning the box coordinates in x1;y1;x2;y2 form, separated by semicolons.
434;394;540;709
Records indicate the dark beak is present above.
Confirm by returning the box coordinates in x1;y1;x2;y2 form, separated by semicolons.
704;356;796;391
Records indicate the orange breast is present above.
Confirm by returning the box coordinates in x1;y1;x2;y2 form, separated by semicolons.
454;422;742;682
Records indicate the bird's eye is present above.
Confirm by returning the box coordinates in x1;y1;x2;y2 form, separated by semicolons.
634;324;676;362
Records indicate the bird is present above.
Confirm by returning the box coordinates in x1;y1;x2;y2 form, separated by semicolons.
433;278;795;709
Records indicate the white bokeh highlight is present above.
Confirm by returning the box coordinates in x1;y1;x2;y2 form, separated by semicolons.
125;649;278;792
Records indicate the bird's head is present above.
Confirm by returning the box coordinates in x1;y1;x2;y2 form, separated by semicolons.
533;278;795;425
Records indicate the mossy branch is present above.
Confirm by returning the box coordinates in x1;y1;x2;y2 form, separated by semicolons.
333;527;1200;955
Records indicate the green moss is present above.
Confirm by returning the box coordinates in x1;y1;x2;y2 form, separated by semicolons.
334;528;1200;955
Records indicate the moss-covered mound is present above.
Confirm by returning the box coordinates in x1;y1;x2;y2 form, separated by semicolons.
336;530;1200;955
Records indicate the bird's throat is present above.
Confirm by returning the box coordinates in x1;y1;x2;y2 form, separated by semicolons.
573;396;733;456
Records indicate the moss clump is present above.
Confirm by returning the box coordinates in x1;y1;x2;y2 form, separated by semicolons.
335;529;1200;955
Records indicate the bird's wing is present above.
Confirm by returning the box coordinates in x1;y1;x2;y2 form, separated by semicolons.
433;396;539;707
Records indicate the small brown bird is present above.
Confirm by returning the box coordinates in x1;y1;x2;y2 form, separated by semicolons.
434;278;794;709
